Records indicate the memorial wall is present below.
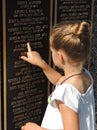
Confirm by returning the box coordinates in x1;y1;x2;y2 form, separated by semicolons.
1;0;97;130
90;0;97;128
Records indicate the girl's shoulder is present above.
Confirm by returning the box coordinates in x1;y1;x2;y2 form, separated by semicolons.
56;68;93;95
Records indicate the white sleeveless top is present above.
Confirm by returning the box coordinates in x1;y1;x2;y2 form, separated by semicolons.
41;69;96;130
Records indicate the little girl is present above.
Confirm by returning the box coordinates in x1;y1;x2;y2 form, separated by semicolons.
21;21;95;130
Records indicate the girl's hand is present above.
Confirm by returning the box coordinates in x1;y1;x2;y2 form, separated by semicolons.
21;122;46;130
21;42;44;67
20;42;62;85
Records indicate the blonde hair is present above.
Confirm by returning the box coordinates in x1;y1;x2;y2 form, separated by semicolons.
50;21;91;63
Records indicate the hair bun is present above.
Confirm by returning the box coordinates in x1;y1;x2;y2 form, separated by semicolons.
76;21;90;38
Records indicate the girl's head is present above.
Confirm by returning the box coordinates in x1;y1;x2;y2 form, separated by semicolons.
50;21;91;65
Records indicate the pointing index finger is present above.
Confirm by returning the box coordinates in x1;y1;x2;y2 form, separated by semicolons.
27;42;32;52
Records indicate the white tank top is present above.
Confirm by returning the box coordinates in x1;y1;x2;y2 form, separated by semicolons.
41;69;96;130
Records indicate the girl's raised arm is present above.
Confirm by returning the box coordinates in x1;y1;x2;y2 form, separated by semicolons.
20;42;62;85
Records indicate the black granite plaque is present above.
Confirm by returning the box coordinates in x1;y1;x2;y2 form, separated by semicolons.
55;0;92;23
2;0;51;130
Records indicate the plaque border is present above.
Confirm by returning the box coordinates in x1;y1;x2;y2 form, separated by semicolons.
2;0;7;129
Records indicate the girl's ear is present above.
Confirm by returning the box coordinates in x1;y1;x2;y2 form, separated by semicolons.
57;51;65;65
